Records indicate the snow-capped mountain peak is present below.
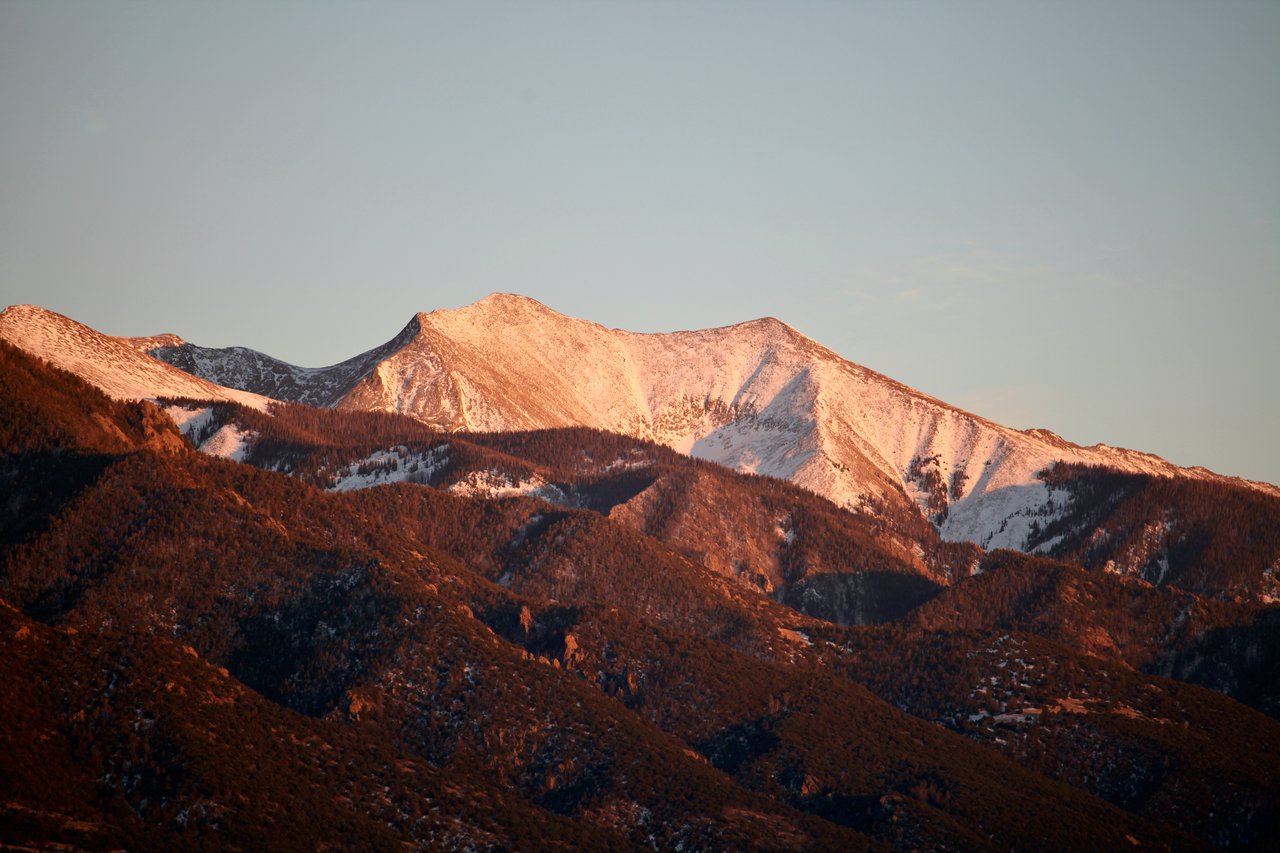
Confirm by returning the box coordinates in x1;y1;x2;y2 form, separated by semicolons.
215;295;1278;542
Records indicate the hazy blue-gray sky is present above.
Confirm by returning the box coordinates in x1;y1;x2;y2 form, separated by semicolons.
2;1;1277;484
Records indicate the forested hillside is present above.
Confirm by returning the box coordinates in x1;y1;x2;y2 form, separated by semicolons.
3;341;1278;850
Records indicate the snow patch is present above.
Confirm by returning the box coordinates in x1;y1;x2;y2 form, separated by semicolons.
448;468;568;503
162;404;252;461
328;445;449;492
200;424;251;462
163;404;214;439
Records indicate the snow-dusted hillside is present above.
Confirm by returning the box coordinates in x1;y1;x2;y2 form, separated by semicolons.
8;295;1274;551
0;305;271;410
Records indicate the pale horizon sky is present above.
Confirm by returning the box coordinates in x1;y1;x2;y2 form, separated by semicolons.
2;1;1278;485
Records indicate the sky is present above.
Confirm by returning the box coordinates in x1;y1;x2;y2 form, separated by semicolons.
2;1;1277;485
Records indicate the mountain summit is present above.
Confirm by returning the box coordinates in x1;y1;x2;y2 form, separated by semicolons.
2;295;1271;551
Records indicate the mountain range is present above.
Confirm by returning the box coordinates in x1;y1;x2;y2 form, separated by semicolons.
4;295;1274;554
1;295;1278;850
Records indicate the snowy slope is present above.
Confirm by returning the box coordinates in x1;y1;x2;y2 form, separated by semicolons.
0;305;272;411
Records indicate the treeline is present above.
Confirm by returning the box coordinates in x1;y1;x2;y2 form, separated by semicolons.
1033;462;1280;600
464;426;671;471
0;341;158;455
157;397;439;452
